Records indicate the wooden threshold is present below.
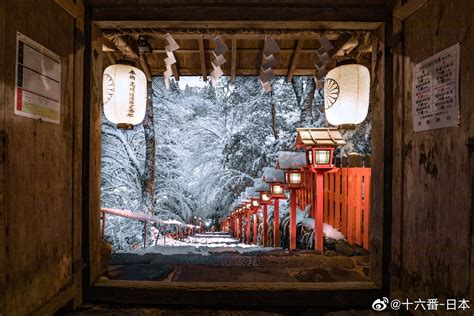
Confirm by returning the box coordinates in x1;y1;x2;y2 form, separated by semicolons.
89;279;381;308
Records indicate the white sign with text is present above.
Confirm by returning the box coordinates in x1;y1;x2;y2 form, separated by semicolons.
412;43;460;132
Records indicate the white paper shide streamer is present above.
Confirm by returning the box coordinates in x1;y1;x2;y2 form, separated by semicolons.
163;33;179;89
210;36;229;86
314;35;333;89
259;38;280;93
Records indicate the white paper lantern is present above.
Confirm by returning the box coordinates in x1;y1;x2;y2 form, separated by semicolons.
103;64;147;129
324;64;370;126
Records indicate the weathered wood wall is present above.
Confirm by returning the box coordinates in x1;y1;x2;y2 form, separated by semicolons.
391;0;474;301
87;23;105;286
0;0;83;314
370;24;387;289
0;0;7;313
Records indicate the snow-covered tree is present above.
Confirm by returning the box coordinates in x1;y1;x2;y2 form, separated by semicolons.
100;75;371;251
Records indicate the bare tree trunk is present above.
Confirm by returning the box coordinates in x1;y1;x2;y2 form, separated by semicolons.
270;90;279;139
304;80;316;119
142;80;156;215
271;101;278;139
291;77;316;124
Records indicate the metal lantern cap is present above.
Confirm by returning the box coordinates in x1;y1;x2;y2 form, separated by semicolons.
295;128;345;149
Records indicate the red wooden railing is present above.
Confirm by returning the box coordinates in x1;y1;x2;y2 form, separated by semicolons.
323;167;371;251
290;166;370;251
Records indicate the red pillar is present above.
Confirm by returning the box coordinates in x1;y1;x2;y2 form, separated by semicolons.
316;172;324;252
240;215;244;242
274;199;280;247
235;217;238;238
253;212;258;245
247;210;251;244
263;205;268;247
290;190;297;251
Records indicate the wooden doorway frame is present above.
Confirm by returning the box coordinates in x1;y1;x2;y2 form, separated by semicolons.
81;1;394;308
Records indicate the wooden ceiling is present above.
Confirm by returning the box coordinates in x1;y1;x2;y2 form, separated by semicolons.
100;26;373;82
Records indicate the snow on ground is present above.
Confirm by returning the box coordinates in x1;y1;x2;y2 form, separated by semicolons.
323;223;346;240
132;232;275;256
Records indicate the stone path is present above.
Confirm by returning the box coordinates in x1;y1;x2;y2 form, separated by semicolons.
105;233;370;283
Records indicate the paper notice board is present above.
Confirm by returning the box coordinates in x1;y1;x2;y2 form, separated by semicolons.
14;32;61;124
412;43;460;132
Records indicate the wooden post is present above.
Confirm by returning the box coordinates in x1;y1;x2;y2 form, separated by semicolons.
240;215;244;242
247;210;251;244
143;222;147;248
316;172;324;252
263;205;268;247
341;167;348;236
101;212;106;239
329;173;335;226
323;173;328;223
236;217;239;239
274;199;280;247
253;212;257;245
335;169;341;229
355;172;362;246
290;190;297;251
347;170;356;244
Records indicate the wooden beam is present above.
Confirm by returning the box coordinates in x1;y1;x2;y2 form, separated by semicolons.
231;39;237;81
287;39;304;81
150;68;323;76
101;29;353;41
112;35;139;59
139;56;152;82
88;0;393;9
104;51;115;66
90;279;381;308
55;0;83;18
328;33;353;59
198;38;207;81
93;19;391;31
393;0;427;21
101;37;116;52
151;48;333;54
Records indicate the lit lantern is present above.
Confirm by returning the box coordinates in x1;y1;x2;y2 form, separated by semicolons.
251;199;260;207
285;169;303;188
270;184;286;199
276;151;306;189
296;128;345;172
306;147;334;169
324;60;370;127
253;178;272;205
260;192;272;204
103;63;147;129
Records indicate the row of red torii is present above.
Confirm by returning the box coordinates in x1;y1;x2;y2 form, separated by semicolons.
220;127;371;252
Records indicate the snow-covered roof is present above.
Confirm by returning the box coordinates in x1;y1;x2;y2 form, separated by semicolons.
254;178;270;192
262;167;285;183
245;186;258;198
295;128;346;148
276;151;307;170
